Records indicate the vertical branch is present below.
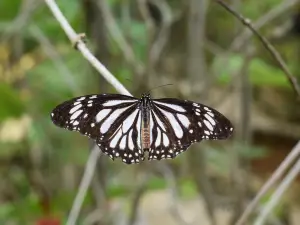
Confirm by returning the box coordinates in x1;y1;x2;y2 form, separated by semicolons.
186;1;216;224
187;0;208;85
229;46;254;224
66;147;101;225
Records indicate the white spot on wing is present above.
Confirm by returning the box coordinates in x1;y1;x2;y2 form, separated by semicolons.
204;107;211;112
177;114;190;128
103;100;137;107
73;121;79;126
69;104;82;114
154;101;186;112
70;109;83;120
77;97;85;101
96;109;111;122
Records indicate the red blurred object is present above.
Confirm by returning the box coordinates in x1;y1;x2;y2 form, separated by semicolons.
36;218;60;225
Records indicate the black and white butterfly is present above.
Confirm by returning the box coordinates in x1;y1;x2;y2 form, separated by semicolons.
50;93;233;164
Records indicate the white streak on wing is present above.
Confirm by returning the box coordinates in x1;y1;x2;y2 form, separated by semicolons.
100;106;131;133
96;109;111;122
159;108;183;138
155;128;161;147
128;129;134;150
70;110;83;120
110;129;122;148
204;119;214;131
150;113;154;143
122;109;139;133
204;114;216;126
154;101;186;112
119;135;127;149
69;104;82;114
177;114;190;128
152;111;166;131
136;111;141;149
163;133;169;147
103;100;137;107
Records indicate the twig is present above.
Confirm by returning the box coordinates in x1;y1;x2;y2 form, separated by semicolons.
230;0;300;51
236;141;300;225
127;172;149;225
29;24;82;95
253;142;300;225
214;0;300;98
148;0;172;68
96;0;144;76
157;163;194;225
45;0;131;96
66;146;101;225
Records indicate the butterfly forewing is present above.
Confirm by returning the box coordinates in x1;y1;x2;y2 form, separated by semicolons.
51;94;145;163
147;98;233;160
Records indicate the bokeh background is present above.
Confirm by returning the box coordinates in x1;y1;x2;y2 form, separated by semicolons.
0;0;300;224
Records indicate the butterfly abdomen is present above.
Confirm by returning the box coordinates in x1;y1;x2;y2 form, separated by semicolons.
142;127;150;150
141;105;151;150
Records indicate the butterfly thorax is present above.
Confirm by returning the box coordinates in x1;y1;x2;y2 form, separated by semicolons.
140;94;152;150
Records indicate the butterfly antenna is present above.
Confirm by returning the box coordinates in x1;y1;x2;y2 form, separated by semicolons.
147;84;173;94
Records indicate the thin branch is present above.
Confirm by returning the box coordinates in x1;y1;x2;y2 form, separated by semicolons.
214;0;300;98
29;24;82;96
253;142;300;225
148;0;172;68
66;146;101;225
127;172;149;225
157;163;195;225
230;0;300;51
45;0;131;96
96;0;144;76
236;141;300;225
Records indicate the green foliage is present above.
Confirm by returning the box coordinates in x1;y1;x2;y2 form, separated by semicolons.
0;83;24;121
0;0;21;20
213;54;293;88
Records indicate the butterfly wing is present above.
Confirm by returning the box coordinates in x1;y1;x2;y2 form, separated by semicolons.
51;94;144;164
148;98;233;160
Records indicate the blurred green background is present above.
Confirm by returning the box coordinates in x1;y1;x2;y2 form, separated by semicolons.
0;0;300;224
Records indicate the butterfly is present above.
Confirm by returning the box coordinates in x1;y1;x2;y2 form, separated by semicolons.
50;93;233;164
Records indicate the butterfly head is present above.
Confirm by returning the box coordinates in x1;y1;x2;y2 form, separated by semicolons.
141;93;151;108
